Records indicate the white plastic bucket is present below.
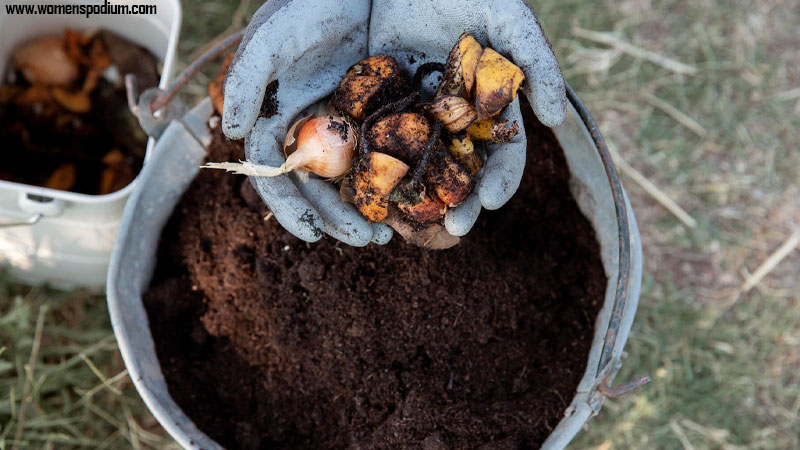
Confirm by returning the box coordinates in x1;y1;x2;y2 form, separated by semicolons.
107;89;644;449
0;0;181;289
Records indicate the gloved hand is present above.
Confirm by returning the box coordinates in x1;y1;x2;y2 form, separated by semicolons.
223;0;383;246
223;0;566;244
369;1;566;236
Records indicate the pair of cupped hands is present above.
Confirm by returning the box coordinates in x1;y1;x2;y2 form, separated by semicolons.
222;0;566;246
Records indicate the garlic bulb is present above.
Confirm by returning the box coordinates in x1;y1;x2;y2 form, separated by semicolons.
13;36;80;87
426;95;478;133
291;115;356;178
203;115;356;181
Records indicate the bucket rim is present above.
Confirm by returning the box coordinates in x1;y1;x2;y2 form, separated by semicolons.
565;82;633;383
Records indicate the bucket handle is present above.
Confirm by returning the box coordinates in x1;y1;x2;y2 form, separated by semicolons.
0;192;65;228
565;83;650;398
0;212;43;229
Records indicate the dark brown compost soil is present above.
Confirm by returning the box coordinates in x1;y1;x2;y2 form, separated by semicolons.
143;106;606;450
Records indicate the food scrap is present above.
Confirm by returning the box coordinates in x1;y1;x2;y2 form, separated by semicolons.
204;33;525;247
0;29;158;194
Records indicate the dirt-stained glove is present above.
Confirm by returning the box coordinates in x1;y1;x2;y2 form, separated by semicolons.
223;0;566;243
370;0;566;236
222;0;381;246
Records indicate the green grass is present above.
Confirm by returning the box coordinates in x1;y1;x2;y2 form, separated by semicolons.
2;0;799;449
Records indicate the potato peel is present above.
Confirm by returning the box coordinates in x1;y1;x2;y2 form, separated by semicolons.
332;75;384;121
333;56;403;120
397;191;446;224
426;151;475;207
368;113;431;163
345;55;400;80
354;152;410;222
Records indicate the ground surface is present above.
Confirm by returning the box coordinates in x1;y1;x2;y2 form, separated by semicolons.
1;0;798;449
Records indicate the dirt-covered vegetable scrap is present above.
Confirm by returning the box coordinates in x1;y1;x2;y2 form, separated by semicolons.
205;33;525;245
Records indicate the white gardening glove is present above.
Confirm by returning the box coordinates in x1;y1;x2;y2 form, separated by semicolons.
222;0;394;246
369;0;566;236
223;0;566;243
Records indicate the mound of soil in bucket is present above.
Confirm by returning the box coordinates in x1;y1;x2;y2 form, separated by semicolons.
143;103;606;450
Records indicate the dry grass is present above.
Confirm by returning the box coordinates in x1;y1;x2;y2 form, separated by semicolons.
1;0;799;448
0;283;180;449
537;0;800;447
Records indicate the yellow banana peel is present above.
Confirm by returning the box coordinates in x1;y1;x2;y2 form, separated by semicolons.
438;33;483;98
458;34;483;97
474;48;524;119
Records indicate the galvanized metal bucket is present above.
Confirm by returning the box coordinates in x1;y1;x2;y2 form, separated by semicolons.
107;85;644;449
